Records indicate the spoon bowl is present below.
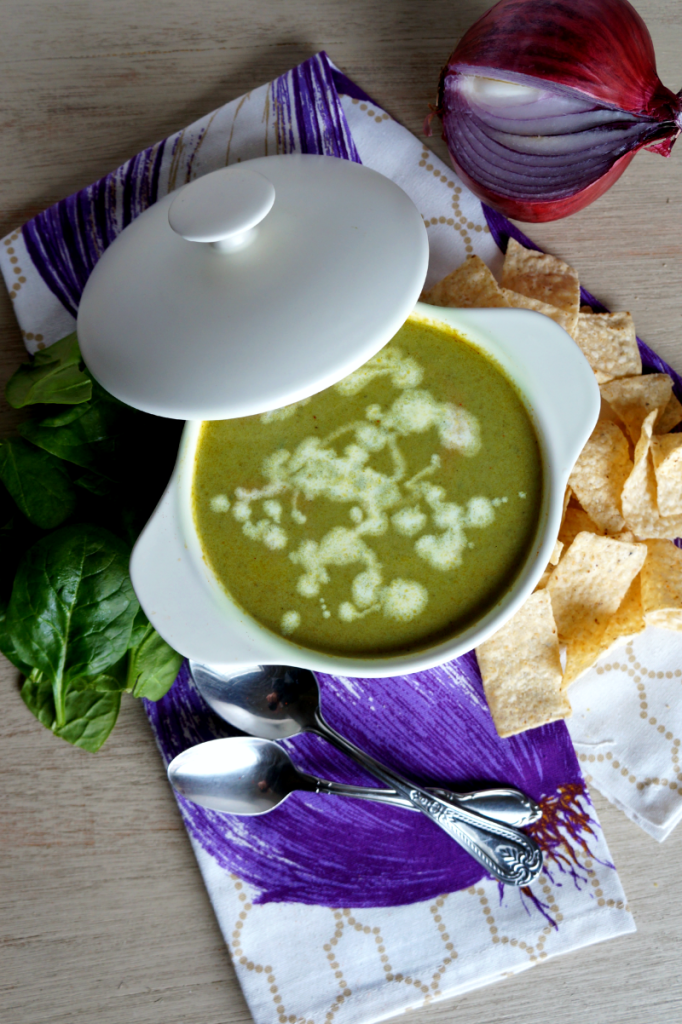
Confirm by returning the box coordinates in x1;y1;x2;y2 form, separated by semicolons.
169;736;305;815
190;661;318;739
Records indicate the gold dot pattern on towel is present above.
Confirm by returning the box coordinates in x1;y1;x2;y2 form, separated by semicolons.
336;906;449;1005
582;859;629;912
4;232;24;299
468;883;550;962
418;148;488;250
233;897;462;1017
579;641;682;792
22;329;45;348
225;839;629;1022
426;894;458;997
228;875;292;1024
350;97;390;124
322;911;354;1022
3;231;46;348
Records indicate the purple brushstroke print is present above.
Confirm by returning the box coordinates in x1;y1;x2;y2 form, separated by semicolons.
22;142;166;317
273;52;361;162
145;657;594;909
330;67;380;107
20;52;358;322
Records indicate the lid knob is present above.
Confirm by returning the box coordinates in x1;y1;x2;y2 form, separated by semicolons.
168;166;276;252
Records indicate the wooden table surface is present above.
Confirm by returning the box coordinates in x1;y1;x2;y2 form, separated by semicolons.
2;2;681;1022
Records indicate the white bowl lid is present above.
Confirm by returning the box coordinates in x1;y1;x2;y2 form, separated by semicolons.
77;155;429;420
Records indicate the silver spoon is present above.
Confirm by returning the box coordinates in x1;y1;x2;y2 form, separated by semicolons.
168;735;538;822
189;661;541;827
189;662;543;886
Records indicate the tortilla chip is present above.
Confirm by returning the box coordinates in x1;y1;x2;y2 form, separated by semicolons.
563;575;645;687
558;506;605;549
421;255;509;308
572;312;642;384
501;238;580;330
600;374;673;443
641;539;682;630
602;573;645;644
622;411;682;539
500;288;576;335
568;420;631;533
532;493;573;588
476;590;570;737
534;568;553;591
598;395;625;428
612;529;637;543
651;433;682;517
656;393;682;434
546;531;646;641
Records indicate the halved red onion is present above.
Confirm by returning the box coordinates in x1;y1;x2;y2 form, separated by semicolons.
435;0;682;221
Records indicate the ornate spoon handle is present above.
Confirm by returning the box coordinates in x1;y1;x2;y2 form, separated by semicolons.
312;779;540;828
404;787;543;886
312;714;542;887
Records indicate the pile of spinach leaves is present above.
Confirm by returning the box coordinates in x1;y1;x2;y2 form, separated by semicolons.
0;332;184;751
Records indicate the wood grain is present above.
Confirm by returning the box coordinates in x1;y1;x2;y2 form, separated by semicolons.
1;1;681;1022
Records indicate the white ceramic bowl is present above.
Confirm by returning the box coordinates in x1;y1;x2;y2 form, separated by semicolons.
130;303;600;677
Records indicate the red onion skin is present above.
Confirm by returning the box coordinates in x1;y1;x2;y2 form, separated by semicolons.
449;0;680;118
438;0;682;221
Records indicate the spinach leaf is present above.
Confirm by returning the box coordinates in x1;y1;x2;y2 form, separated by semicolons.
0;483;14;531
0;485;43;604
39;404;91;428
85;655;129;693
19;382;129;475
126;622;183;700
20;670;58;730
0;438;76;529
5;524;139;730
0;339;185;750
0;603;33;676
21;670;121;752
129;605;152;648
72;469;113;496
5;332;92;408
18;381;182;545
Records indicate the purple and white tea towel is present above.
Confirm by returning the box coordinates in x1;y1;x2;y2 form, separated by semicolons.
13;49;682;1024
147;660;633;1024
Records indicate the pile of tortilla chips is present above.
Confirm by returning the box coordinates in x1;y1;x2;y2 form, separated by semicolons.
422;240;682;738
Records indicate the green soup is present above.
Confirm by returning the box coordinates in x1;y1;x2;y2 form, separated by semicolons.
192;317;542;656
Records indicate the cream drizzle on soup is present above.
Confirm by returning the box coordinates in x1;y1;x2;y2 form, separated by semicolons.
192;318;542;656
